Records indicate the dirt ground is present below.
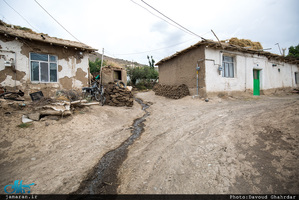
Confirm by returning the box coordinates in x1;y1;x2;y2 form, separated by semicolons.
0;100;144;194
117;91;299;194
0;91;298;194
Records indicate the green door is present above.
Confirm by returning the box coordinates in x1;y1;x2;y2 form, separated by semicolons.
253;70;260;96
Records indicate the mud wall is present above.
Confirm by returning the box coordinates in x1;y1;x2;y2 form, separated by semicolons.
101;66;127;86
158;46;206;96
0;34;90;98
205;48;299;95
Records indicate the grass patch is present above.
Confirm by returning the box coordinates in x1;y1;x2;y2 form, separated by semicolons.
17;123;32;128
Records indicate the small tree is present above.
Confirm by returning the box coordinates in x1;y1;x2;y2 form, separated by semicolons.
127;66;158;88
127;66;142;85
287;44;299;58
147;55;155;68
89;58;106;74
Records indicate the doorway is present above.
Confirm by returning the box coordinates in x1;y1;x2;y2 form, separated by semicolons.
253;69;260;96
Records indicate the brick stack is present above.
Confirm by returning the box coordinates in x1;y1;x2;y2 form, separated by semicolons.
153;83;190;99
105;82;134;107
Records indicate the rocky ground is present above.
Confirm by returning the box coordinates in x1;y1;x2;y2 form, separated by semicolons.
0;91;298;194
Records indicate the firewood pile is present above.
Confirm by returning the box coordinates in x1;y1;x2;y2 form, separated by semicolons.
153;83;190;99
105;82;134;107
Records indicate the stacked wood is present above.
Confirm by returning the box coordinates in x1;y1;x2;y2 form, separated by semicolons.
104;82;134;107
153;83;190;99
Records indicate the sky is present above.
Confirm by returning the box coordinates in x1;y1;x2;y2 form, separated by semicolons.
0;0;299;65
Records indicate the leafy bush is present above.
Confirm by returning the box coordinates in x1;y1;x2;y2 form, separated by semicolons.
127;66;158;88
89;58;106;74
287;44;299;58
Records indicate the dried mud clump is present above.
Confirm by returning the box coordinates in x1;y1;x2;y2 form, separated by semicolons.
153;83;190;99
105;82;134;107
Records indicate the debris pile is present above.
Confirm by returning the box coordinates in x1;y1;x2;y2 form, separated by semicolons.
0;90;25;101
153;83;190;99
105;82;134;107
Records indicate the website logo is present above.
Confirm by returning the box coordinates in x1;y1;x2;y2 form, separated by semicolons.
4;180;35;194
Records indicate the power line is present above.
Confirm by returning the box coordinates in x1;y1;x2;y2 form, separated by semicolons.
140;0;206;40
113;38;197;56
34;0;81;43
2;0;41;33
129;0;192;36
0;13;12;24
108;30;211;56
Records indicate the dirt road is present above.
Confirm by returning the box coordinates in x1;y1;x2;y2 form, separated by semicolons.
0;102;144;194
117;91;299;194
1;91;298;194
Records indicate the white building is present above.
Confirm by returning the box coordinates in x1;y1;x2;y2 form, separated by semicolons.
156;40;299;97
0;21;97;98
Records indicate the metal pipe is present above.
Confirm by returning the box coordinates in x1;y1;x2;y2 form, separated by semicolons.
196;64;199;96
14;52;16;91
100;48;104;85
196;60;203;96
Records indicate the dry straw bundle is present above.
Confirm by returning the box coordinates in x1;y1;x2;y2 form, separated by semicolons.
228;37;263;50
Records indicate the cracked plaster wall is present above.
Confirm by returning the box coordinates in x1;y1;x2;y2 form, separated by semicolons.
0;35;90;98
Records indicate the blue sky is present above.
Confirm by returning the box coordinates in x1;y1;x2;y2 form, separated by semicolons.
1;0;298;64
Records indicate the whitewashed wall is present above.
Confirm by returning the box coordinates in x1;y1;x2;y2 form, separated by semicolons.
204;48;299;93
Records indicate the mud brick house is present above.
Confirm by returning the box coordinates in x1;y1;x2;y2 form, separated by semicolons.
102;65;127;86
156;40;299;97
0;21;97;98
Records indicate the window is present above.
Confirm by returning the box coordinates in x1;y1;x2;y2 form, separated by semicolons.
222;55;234;78
30;53;57;82
113;70;122;80
295;72;299;84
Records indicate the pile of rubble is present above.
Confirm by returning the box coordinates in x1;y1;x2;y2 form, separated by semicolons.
153;83;190;99
21;99;99;123
105;82;134;107
0;88;100;123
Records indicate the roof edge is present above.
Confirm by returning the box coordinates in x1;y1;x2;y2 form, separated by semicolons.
156;40;299;65
0;24;97;52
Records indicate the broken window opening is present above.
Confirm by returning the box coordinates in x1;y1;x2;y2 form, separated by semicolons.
295;72;299;85
222;55;235;78
30;53;57;83
113;70;122;81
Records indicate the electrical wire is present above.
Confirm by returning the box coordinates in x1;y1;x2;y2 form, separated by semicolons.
129;0;192;36
2;0;41;33
140;0;206;40
113;38;197;56
34;0;81;43
0;13;12;24
107;30;211;56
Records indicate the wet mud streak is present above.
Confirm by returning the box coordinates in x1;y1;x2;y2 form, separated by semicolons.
74;98;150;194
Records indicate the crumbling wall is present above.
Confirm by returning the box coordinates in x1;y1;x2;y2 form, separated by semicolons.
101;66;127;86
0;34;90;99
105;82;133;107
153;83;190;99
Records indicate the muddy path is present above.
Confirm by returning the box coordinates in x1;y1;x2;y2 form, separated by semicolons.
74;98;150;194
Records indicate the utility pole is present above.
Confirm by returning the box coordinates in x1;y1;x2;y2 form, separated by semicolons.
100;48;104;85
275;43;282;55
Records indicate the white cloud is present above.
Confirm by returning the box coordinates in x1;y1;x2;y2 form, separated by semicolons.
1;0;298;63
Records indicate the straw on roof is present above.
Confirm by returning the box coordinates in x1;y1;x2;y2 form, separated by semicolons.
0;21;97;52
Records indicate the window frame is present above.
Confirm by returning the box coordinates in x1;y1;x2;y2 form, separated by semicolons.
222;55;235;78
30;53;58;83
